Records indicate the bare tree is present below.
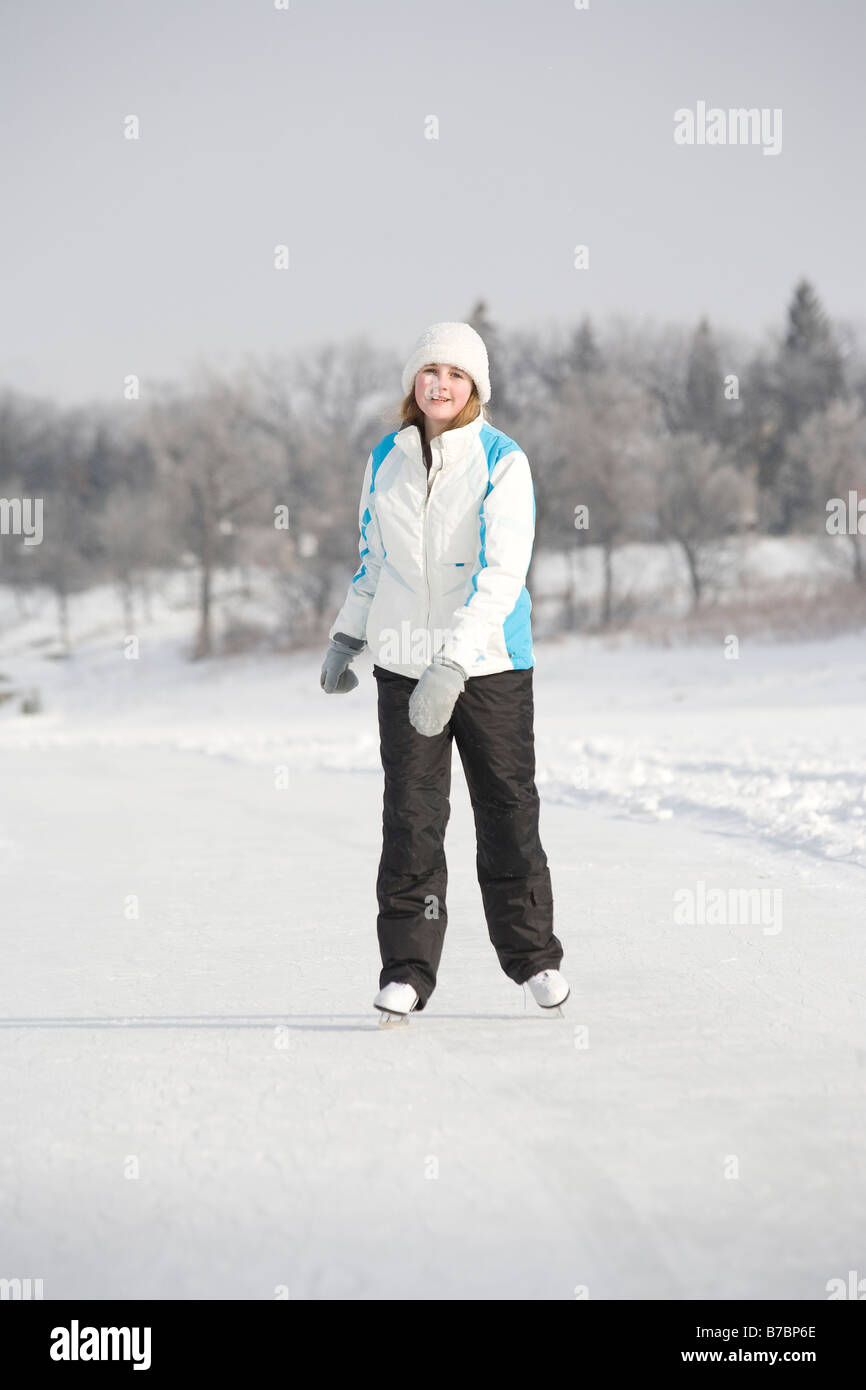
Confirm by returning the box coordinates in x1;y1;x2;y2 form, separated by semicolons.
652;432;751;608
96;485;177;632
604;315;692;435
145;369;284;659
239;341;402;645
786;398;866;583
548;373;659;628
20;407;106;652
0;392;63;620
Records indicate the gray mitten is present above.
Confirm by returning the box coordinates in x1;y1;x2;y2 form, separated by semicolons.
320;632;366;694
408;655;467;736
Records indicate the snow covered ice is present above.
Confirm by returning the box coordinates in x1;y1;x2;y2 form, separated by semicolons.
1;594;865;1299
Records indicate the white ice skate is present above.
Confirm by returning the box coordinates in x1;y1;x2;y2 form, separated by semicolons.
525;969;570;1015
374;981;419;1027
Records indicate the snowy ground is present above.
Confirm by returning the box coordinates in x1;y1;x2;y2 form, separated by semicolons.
1;590;865;1299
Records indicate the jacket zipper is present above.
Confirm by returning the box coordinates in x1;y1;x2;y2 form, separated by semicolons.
423;445;442;635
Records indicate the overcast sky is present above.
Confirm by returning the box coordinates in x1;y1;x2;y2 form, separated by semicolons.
2;0;863;406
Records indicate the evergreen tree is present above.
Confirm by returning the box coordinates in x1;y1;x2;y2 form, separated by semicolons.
738;280;846;528
780;278;845;431
568;317;602;375
682;317;724;441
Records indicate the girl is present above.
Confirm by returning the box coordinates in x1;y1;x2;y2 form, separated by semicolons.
320;321;568;1024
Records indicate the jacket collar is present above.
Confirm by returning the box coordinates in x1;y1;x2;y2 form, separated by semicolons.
394;411;485;467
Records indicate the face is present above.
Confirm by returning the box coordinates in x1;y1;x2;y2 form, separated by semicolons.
414;363;473;424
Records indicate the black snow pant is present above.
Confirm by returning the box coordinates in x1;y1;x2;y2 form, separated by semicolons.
373;662;563;1010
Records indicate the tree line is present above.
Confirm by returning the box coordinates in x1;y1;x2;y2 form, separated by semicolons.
0;281;863;657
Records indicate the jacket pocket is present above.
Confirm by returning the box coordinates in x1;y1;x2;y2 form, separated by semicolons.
438;559;477;594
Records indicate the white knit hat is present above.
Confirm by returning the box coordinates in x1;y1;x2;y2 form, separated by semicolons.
401;321;491;404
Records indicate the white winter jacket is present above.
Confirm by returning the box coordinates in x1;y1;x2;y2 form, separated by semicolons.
328;411;538;679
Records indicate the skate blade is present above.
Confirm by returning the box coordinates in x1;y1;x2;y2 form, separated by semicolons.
376;1009;410;1028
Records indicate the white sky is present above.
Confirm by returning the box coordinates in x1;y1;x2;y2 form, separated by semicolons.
2;0;864;405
